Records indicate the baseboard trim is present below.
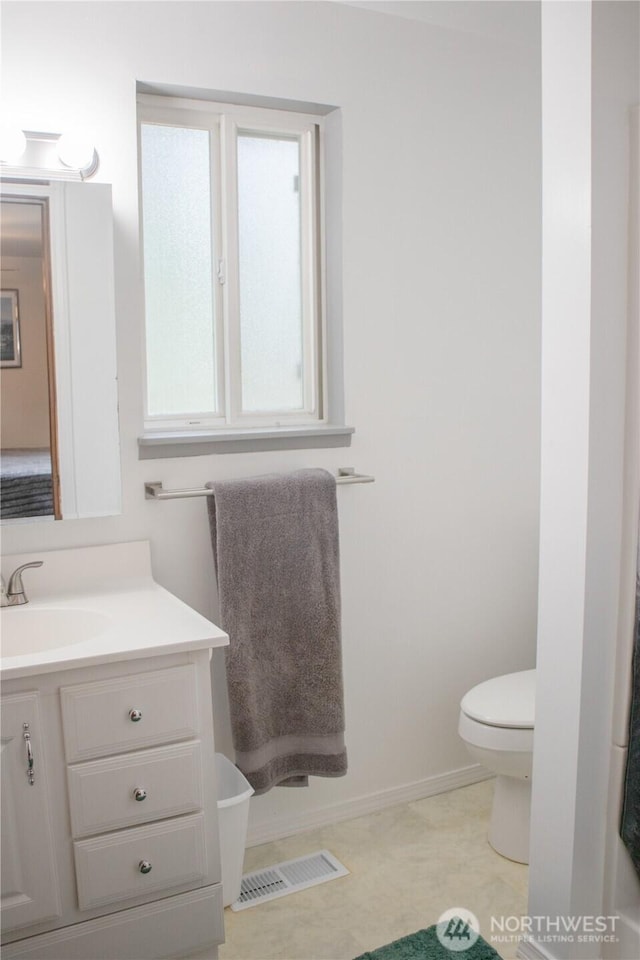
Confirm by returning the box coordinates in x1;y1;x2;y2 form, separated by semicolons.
246;763;492;847
517;939;556;960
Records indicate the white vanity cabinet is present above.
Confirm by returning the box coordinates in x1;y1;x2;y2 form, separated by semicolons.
1;650;225;960
1;693;61;934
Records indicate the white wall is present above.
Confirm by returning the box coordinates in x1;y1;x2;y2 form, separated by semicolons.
0;1;541;834
529;3;639;957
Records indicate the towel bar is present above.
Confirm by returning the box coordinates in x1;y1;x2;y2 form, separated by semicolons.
144;468;375;501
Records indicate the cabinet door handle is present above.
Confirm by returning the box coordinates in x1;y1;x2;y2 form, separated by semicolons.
129;709;143;722
23;723;34;785
133;787;147;802
138;860;152;874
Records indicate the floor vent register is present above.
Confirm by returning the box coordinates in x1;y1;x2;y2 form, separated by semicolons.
230;850;349;911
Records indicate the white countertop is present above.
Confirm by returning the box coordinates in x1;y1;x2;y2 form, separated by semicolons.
1;541;228;680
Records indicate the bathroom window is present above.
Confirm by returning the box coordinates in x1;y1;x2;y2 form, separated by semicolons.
138;95;335;445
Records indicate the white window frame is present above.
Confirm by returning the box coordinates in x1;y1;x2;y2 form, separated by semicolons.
137;94;326;433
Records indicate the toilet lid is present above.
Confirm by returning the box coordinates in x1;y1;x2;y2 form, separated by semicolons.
460;669;535;728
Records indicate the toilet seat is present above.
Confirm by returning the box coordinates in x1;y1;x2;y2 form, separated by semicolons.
460;669;535;729
458;711;534;754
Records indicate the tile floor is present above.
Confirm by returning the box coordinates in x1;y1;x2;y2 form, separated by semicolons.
194;780;527;960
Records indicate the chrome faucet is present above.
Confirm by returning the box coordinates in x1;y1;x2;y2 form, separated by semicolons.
0;562;44;607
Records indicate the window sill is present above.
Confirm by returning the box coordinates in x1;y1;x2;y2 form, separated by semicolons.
137;424;355;459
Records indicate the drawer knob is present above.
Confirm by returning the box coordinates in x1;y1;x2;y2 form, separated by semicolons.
129;709;143;722
133;787;147;802
138;860;152;874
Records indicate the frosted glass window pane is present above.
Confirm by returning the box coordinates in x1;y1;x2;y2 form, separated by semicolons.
141;124;216;416
237;134;304;412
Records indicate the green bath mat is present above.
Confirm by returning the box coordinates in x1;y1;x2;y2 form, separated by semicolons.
354;925;502;960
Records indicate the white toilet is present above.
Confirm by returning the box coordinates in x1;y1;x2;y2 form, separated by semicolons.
458;669;535;864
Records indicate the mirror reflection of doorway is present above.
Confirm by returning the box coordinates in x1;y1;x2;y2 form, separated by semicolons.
0;197;61;520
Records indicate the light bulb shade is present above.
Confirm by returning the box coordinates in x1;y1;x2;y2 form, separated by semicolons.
57;131;97;173
0;126;27;163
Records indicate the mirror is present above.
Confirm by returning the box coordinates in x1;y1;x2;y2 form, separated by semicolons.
1;199;59;519
0;181;121;521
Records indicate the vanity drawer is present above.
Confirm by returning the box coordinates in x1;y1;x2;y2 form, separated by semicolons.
67;741;204;838
60;664;199;762
73;813;208;911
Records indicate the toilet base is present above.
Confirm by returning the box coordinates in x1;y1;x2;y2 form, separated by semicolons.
488;775;531;864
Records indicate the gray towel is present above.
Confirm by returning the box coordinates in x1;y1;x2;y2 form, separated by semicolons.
621;576;640;878
207;468;347;794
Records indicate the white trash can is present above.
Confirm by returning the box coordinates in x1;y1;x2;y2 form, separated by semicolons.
215;753;254;906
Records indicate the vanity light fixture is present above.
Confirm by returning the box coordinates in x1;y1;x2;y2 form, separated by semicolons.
56;131;99;176
0;129;99;181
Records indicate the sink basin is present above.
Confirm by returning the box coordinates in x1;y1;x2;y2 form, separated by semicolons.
0;607;110;658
